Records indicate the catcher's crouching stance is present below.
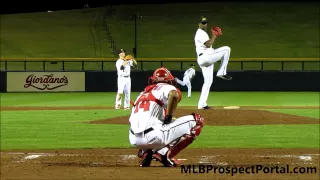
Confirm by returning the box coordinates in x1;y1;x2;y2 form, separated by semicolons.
128;67;205;167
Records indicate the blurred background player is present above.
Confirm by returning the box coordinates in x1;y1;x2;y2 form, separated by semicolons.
175;64;196;98
115;49;137;110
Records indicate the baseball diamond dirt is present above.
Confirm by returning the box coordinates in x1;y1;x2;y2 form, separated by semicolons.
1;106;319;180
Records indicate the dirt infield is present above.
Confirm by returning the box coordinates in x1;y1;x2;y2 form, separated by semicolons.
1;106;319;179
1;148;319;180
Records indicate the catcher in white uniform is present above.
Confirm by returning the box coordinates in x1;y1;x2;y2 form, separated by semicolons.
115;49;137;110
128;67;205;167
175;64;196;98
194;16;232;109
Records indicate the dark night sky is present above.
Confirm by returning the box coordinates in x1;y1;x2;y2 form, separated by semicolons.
1;0;312;14
2;1;216;14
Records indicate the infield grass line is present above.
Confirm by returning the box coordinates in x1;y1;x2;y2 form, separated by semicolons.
262;109;320;119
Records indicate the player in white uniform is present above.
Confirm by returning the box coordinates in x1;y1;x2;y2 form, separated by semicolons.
115;49;137;110
128;67;205;167
194;16;232;109
175;64;196;98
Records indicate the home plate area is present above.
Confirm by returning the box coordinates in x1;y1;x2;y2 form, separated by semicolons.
1;148;319;180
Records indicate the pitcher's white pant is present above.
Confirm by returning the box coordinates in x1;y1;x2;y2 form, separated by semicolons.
197;46;231;108
175;77;192;97
129;115;196;156
115;76;131;108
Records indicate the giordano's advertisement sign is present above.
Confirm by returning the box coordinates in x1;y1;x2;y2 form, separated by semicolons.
6;72;85;92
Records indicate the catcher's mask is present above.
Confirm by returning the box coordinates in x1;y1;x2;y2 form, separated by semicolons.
148;67;176;86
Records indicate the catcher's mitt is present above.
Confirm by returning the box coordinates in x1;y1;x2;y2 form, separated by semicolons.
124;54;134;60
211;26;223;37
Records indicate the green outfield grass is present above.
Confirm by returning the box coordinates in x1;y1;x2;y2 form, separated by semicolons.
0;92;319;150
1;60;319;71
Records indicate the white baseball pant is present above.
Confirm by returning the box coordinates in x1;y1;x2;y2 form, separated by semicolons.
115;76;131;108
175;76;192;97
129;115;197;156
197;46;231;108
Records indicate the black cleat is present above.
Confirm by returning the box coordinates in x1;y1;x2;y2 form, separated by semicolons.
137;149;144;158
152;152;180;167
198;106;212;110
217;75;232;80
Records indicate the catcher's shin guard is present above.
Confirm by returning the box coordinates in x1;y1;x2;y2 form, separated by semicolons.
166;113;205;159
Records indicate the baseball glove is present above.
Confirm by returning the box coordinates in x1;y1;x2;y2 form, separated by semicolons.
124;54;134;60
211;26;223;37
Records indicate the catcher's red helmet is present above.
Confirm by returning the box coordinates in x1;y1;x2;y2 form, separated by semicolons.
148;67;176;86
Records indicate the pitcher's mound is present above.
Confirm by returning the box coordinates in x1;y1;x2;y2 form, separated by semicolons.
88;109;319;126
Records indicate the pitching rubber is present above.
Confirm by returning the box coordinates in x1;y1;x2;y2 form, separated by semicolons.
223;106;240;109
